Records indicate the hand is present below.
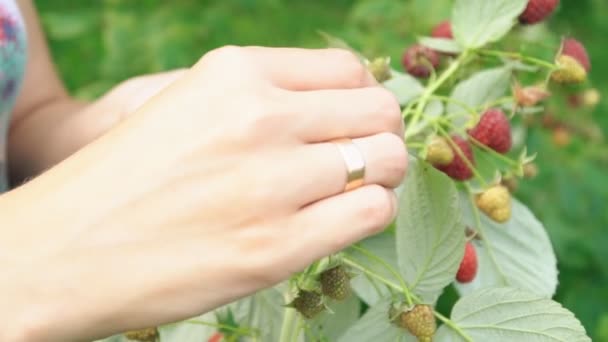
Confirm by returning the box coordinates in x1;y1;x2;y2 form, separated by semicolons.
90;69;187;123
2;46;407;341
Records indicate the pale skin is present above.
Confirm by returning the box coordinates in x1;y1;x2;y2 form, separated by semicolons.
1;1;408;341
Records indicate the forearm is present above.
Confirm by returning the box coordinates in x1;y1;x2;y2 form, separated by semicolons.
7;97;119;183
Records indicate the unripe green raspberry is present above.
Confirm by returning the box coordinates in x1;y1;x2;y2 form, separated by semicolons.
124;327;158;342
476;185;512;223
368;57;392;83
426;137;454;166
319;265;352;301
398;305;436;341
552;55;587;84
290;290;325;319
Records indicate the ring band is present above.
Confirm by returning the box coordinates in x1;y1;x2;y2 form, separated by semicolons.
333;138;366;192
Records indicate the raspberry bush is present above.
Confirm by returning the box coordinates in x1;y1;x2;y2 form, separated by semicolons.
100;0;593;341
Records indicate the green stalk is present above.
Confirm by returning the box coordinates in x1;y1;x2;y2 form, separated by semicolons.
349;245;414;305
342;257;403;293
405;50;470;140
433;311;474;342
278;299;298;342
185;320;256;337
477;49;556;70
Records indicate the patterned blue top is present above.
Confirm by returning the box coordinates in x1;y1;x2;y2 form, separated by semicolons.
0;0;27;192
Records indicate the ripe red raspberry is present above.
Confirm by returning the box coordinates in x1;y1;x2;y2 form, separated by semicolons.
468;109;512;154
208;332;224;342
519;0;559;25
561;38;591;72
435;136;475;181
431;21;453;39
402;44;440;79
456;242;478;283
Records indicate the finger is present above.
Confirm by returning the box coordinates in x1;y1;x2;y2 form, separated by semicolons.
288;185;397;266
280;86;403;142
246;47;377;90
288;132;408;207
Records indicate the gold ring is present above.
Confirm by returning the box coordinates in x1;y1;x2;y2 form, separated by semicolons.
333;138;366;192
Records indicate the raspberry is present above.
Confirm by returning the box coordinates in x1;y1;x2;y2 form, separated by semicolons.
402;44;440;79
561;38;591;72
476;185;512;223
425;137;454;166
289;289;325;319
367;57;392;83
456;242;478;283
431;21;453;39
582;89;600;107
552;126;572;147
523;163;539;179
124;327;158;342
519;0;559;25
208;332;224;342
552;55;587;84
468;109;512;154
501;176;519;193
435;136;475;181
513;83;551;107
398;305;436;342
319;265;352;301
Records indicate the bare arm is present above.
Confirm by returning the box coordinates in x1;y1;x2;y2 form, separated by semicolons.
8;0;183;183
8;0;97;182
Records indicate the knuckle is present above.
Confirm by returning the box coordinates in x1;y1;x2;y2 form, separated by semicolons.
200;45;247;65
329;49;367;85
359;185;397;229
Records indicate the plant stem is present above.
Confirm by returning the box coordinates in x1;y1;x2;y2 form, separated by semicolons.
469;136;519;167
348;245;414;305
278;307;297;342
342;257;403;293
433;311;474;342
430;94;478;117
405;50;470;140
185;320;255;337
278;285;298;342
477;49;556;70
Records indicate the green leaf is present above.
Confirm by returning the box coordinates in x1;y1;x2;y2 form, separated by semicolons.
309;295;361;341
451;0;528;48
419;37;462;54
338;300;416;342
319;31;357;51
396;158;465;303
229;287;284;341
318;31;367;62
383;72;424;106
456;194;558;298
435;287;591;341
349;231;399;306
447;67;511;127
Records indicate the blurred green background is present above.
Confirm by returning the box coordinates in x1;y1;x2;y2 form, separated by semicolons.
35;0;608;340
